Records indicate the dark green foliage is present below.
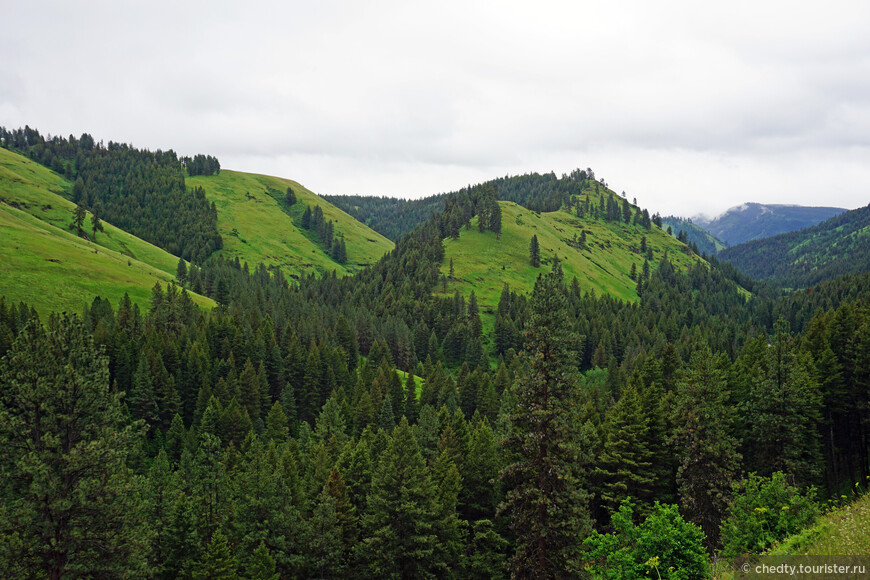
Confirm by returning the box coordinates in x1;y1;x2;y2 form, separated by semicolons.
738;320;823;488
719;472;820;558
584;500;709;580
0;315;148;578
719;204;870;287
2;126;223;262
670;347;741;548
528;234;540;268
182;153;221;177
499;260;592;577
360;417;451;578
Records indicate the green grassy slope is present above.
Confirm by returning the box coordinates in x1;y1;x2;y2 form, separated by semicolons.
438;200;703;322
0;147;214;314
0;147;182;276
187;171;394;278
0;204;214;315
770;494;870;556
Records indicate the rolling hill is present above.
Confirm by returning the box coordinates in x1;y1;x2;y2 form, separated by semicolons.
187;171;394;278
437;198;704;324
718;204;870;288
694;203;846;246
0;147;214;314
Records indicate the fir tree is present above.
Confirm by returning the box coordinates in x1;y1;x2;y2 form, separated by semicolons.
670;347;741;549
360;417;446;578
529;234;540;268
499;260;591;577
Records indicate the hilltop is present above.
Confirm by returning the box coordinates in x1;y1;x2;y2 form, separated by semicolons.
438;195;704;324
188;171;394;279
718;204;870;288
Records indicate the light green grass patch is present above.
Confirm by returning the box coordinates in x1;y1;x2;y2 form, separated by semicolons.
188;170;393;279
438;200;702;327
0;204;214;315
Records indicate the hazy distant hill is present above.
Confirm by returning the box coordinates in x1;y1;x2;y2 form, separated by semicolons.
694;203;846;246
718;204;870;288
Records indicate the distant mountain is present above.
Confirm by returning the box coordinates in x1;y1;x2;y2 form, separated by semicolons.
694;203;846;246
661;217;727;256
718;204;870;288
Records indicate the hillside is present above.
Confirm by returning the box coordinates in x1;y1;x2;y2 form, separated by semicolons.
662;216;727;255
695;203;846;246
438;199;703;322
0;147;214;314
718;204;870;288
187;171;394;278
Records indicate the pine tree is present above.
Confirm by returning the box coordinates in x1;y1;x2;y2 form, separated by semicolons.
499;260;591;577
90;205;104;240
0;316;148;578
177;257;188;284
529;234;540;268
73;203;87;237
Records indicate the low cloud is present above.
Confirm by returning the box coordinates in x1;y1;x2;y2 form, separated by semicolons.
2;0;868;218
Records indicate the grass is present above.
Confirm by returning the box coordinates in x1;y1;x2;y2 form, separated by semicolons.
712;492;870;579
0;148;181;276
187;170;394;279
437;200;703;329
0;204;214;315
0;147;214;315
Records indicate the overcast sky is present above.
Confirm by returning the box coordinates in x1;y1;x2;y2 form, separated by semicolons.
2;1;869;217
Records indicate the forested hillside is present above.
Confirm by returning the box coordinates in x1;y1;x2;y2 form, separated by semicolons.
0;126;223;262
719;204;870;288
2;135;869;577
322;193;448;241
694;202;847;246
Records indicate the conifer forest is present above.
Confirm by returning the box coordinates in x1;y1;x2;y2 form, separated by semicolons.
1;126;869;579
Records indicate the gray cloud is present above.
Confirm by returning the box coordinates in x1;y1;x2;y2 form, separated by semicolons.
1;0;868;217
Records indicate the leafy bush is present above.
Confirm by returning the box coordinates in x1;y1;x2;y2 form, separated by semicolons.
719;472;819;558
584;500;709;580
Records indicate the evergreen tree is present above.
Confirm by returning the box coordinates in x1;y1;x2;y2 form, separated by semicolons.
73;203;87;237
670;347;741;548
741;319;823;487
90;205;104;240
177;257;188;284
192;528;238;579
360;417;446;578
499;260;591;577
0;316;148;578
529;234;541;268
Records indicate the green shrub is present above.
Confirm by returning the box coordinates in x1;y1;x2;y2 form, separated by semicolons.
584;500;709;579
719;472;819;558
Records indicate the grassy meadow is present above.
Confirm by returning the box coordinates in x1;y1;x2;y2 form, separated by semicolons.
188;170;394;278
437;200;703;327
